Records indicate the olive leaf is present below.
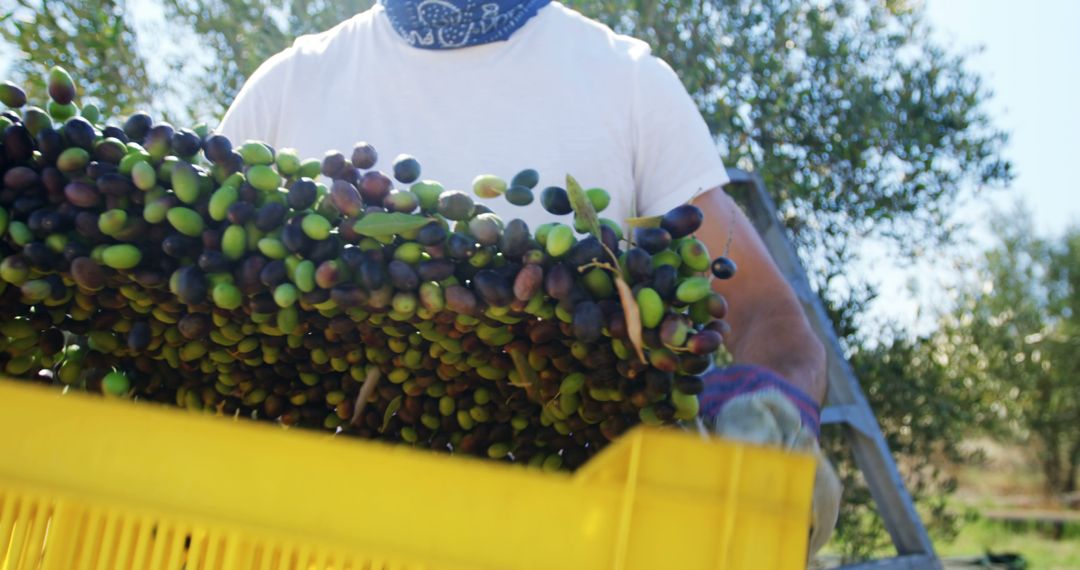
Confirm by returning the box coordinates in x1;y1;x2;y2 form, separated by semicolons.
380;395;402;433
352;213;432;237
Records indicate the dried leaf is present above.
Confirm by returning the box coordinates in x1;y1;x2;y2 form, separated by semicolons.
613;273;647;363
351;366;381;427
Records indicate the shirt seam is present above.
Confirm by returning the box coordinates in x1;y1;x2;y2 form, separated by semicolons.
629;53;643;218
638;166;731;218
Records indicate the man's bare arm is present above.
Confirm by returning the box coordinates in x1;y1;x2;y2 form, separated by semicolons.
691;187;827;404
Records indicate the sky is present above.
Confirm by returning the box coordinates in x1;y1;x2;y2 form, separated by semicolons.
857;0;1080;333
923;0;1080;235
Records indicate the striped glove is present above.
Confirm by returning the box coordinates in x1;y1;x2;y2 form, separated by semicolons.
699;365;842;556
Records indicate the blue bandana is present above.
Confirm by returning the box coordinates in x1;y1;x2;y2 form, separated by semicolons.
381;0;551;49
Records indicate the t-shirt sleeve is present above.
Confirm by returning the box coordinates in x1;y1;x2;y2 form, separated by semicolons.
216;49;293;145
631;53;730;218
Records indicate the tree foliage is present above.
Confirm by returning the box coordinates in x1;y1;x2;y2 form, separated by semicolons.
0;0;154;118
822;209;1080;559
568;0;1011;287
935;210;1080;498
822;328;989;560
160;0;374;120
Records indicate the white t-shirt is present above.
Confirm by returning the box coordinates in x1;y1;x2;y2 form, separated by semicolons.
218;2;729;230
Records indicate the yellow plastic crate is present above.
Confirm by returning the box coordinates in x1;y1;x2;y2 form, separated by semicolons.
0;380;814;570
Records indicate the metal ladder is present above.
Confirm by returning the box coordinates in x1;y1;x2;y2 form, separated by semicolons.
724;168;941;570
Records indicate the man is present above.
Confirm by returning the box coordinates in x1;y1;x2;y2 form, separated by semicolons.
220;0;839;553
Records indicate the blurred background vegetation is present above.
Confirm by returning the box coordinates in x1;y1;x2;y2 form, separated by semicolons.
2;0;1076;564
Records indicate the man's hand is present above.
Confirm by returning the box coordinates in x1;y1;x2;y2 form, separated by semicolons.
708;389;842;556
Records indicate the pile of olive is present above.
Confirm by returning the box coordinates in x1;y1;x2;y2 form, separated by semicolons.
0;68;736;470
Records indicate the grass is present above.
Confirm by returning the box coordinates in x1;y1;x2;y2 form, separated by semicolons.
936;439;1079;569
936;517;1080;569
817;439;1079;568
814;515;1079;569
